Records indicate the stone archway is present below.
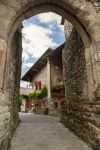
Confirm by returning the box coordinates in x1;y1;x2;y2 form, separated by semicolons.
0;0;100;150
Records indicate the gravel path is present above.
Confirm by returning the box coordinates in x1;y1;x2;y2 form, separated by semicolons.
10;113;92;150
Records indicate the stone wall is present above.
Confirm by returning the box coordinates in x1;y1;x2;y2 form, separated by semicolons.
0;27;22;150
61;27;100;150
63;28;88;100
8;27;22;130
0;0;100;149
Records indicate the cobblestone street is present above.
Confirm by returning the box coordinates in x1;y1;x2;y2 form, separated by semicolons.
11;113;92;150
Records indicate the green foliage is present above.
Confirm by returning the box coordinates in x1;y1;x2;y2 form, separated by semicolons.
29;91;37;101
53;82;64;86
52;82;64;88
18;95;24;111
52;91;65;98
51;83;65;92
51;83;65;99
39;86;47;98
28;86;47;101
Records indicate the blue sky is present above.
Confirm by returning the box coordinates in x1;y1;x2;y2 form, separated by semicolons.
21;12;65;87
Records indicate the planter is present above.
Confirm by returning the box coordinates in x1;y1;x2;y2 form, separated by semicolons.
52;92;65;99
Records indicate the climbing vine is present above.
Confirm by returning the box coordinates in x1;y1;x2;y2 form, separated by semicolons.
28;86;47;101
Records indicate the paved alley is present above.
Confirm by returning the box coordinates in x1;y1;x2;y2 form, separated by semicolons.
11;113;92;150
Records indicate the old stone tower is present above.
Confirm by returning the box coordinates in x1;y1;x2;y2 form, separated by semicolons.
0;0;100;150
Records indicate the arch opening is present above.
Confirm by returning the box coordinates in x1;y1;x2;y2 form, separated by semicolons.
7;2;91;48
0;1;100;150
7;8;92;147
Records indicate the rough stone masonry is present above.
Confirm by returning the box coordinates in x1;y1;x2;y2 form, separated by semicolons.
0;0;100;150
61;21;100;150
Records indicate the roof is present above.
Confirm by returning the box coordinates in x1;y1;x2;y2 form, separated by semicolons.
49;43;65;69
22;48;52;82
22;43;65;82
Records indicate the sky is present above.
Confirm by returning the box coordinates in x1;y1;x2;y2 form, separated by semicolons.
21;12;65;88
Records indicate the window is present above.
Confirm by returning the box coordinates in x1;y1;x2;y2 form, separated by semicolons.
35;81;41;90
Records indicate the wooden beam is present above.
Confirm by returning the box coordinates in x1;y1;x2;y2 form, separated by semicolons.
61;18;65;25
32;68;39;71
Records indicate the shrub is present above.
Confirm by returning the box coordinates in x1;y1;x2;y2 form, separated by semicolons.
52;92;65;98
29;91;37;101
39;86;47;98
28;86;47;100
18;95;24;111
51;83;65;92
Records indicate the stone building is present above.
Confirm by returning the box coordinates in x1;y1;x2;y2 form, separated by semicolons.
0;0;100;149
22;44;65;115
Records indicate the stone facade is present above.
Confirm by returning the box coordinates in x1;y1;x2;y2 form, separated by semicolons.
63;28;88;100
0;27;22;149
0;0;100;149
61;25;100;150
32;59;63;115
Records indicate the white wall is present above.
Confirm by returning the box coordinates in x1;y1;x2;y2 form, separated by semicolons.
32;62;63;89
51;63;63;85
32;65;47;89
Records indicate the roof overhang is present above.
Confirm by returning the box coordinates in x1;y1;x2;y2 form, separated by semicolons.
22;49;52;82
21;43;65;82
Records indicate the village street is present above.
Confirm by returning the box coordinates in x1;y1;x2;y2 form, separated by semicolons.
10;113;92;150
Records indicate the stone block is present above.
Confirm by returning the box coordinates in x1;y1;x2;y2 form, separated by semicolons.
0;39;7;89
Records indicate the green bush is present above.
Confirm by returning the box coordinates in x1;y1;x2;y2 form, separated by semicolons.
29;91;37;101
28;86;47;100
51;83;65;93
38;86;47;98
18;95;24;111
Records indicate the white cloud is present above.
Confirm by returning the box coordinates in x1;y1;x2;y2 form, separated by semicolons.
21;12;65;84
22;23;57;59
22;51;29;62
37;12;61;24
22;62;33;69
21;62;33;77
37;12;64;33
